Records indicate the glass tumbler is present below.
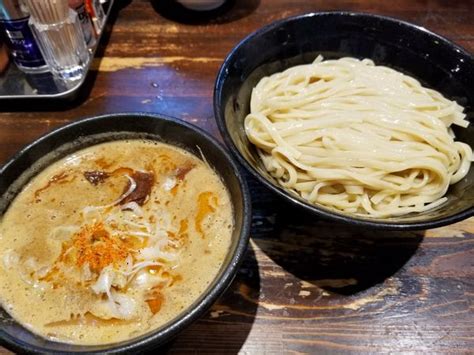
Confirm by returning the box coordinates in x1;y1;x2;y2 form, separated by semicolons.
29;9;90;82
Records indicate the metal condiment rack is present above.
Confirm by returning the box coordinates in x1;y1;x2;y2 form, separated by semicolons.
0;0;114;102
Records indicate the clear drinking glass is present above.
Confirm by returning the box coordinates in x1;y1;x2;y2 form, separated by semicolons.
29;9;90;82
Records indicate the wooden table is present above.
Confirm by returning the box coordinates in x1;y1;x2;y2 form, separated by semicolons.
1;0;473;353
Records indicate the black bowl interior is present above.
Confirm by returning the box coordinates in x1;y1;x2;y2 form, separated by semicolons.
214;11;474;229
0;113;251;354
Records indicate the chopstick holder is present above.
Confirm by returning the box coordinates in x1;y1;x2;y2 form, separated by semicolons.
26;0;90;82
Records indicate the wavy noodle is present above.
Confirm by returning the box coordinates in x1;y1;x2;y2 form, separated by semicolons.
245;56;472;217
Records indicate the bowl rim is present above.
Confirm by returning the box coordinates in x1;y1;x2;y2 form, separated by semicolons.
214;11;474;230
0;112;252;354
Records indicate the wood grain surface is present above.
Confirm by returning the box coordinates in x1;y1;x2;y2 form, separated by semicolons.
1;0;473;353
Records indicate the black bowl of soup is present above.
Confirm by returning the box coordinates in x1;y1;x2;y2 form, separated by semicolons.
0;113;251;353
214;12;474;230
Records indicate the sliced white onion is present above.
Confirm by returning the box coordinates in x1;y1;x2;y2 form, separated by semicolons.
89;300;115;320
2;249;19;270
137;247;177;262
31;280;49;292
121;201;143;216
89;291;138;320
82;175;137;217
36;265;52;279
130;270;151;287
122;218;153;233
91;266;113;296
82;206;103;222
115;175;137;205
115;231;153;240
112;292;137;319
112;272;128;290
129;269;168;288
24;256;39;272
106;209;153;234
123;260;162;276
162;177;177;191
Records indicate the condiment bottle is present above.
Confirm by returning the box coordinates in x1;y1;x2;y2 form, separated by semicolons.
0;38;10;73
0;0;47;73
85;0;105;35
69;0;96;48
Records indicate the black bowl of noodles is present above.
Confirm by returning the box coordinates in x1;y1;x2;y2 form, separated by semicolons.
214;11;474;230
0;113;251;353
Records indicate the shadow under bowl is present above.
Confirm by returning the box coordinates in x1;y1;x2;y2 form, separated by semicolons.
0;113;251;353
214;11;474;230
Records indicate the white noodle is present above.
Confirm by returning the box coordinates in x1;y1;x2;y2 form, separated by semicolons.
245;57;472;217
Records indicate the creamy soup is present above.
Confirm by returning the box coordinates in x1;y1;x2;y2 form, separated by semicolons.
0;140;233;345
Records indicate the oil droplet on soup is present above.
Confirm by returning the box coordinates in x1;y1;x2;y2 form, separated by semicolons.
0;140;233;345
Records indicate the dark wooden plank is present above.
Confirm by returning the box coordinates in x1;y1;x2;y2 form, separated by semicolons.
1;0;473;353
